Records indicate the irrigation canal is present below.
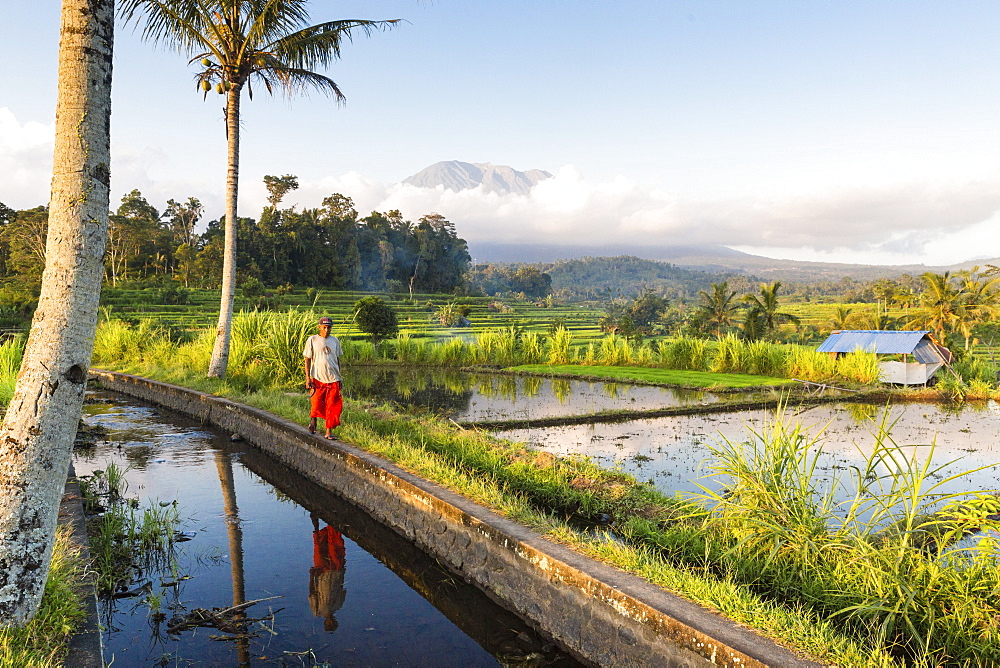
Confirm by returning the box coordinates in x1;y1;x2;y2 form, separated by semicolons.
75;391;580;667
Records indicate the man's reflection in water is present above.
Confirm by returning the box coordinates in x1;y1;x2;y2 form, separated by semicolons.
309;513;347;632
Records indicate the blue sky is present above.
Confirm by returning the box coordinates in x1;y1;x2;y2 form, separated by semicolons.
3;1;1000;266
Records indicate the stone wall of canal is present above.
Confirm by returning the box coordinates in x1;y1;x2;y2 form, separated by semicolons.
89;370;820;668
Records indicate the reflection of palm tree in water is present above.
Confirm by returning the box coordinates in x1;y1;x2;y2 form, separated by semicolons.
216;451;249;666
310;513;346;632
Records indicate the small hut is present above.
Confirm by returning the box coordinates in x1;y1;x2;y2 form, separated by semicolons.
816;330;952;385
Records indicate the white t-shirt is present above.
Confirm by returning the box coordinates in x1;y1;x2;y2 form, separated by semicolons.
304;334;343;383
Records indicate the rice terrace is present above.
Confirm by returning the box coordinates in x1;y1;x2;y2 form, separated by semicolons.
5;2;1000;667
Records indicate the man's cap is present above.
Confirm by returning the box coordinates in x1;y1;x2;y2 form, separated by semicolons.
318;317;333;325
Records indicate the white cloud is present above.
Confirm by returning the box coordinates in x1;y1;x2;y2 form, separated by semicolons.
283;165;1000;265
0;107;54;208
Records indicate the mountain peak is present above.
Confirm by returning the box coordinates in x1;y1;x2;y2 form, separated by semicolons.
402;160;552;196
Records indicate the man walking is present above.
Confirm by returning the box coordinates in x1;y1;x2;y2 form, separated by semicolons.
304;316;343;439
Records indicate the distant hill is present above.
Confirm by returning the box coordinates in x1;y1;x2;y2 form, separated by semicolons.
403;161;552;196
467;241;992;282
537;255;760;301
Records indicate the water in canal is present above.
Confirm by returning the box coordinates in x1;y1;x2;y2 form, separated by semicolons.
75;392;580;667
346;367;722;422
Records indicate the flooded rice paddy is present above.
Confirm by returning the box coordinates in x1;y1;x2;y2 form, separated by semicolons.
347;367;1000;501
495;401;1000;499
346;367;722;422
75;392;579;667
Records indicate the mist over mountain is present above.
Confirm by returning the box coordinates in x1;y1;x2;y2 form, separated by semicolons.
467;240;993;283
398;160;1000;282
402;160;552;196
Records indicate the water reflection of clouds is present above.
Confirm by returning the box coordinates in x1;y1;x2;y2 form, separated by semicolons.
495;402;1000;498
347;368;722;421
456;376;720;422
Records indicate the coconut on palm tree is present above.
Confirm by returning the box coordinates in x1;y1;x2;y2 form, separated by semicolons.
120;0;399;377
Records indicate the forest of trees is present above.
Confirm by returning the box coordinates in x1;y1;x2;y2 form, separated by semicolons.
0;182;472;300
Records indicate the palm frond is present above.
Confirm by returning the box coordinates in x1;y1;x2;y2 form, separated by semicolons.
267;19;400;70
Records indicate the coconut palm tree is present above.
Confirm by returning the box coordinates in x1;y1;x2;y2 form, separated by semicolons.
742;281;800;340
694;281;739;338
0;0;114;625
830;305;853;331
906;272;964;344
120;0;399;377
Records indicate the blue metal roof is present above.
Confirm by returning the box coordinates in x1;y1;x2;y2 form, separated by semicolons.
816;330;933;355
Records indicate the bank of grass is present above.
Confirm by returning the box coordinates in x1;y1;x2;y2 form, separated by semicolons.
508;364;796;389
0;527;88;667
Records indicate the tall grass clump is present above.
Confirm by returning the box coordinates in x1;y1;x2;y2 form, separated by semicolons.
473;328;520;367
393;331;422;364
344;338;378;363
0;333;26;404
785;346;837;382
744;340;787;377
519;332;546;365
952;356;998;385
546;326;573;365
92;318;169;367
835;350;881;385
597;333;633;366
228;310;271;371
709;333;748;374
660;337;709;371
257;309;315;382
690;410;1000;665
428;336;469;366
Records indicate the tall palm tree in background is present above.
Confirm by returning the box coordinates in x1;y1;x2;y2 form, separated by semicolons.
695;281;739;338
957;269;1000;350
0;0;114;625
742;281;800;340
830;304;853;331
120;0;399;377
907;272;964;345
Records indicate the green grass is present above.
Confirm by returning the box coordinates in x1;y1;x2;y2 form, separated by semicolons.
509;364;797;389
0;526;89;667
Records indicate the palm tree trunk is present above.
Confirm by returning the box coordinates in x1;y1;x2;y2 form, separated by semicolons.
0;0;113;626
208;85;242;377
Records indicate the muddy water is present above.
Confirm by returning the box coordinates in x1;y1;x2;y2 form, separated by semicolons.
75;392;579;667
346;367;722;422
494;401;1000;500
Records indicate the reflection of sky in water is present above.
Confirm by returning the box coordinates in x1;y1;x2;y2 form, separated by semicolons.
346;368;721;421
456;377;720;422
494;401;1000;502
76;396;563;667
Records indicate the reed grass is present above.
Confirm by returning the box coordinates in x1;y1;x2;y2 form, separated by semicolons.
686;408;1000;665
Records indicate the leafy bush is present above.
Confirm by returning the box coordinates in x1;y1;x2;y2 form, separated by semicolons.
353;296;399;343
